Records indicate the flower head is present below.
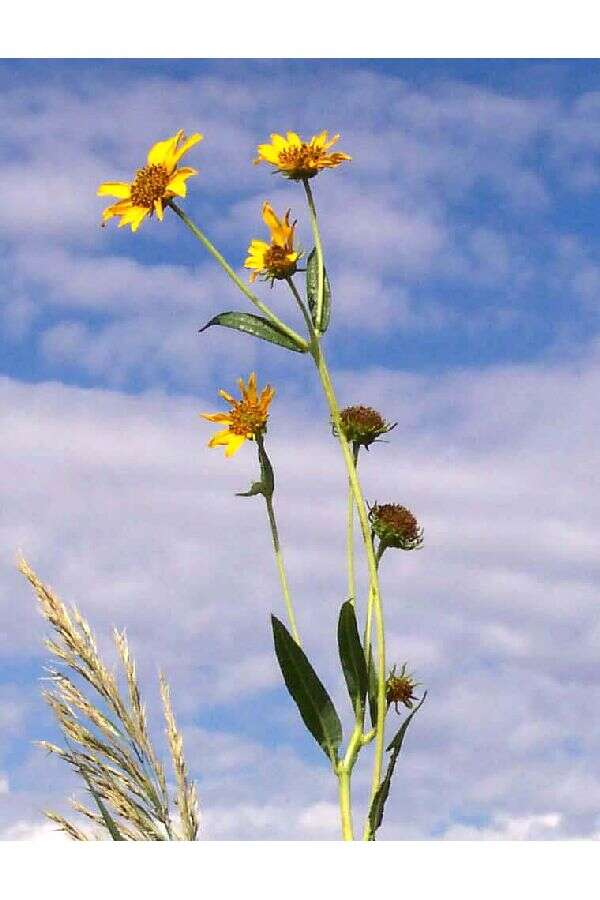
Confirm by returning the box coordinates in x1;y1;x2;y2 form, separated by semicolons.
254;131;351;180
245;202;301;284
337;405;396;450
386;664;419;713
97;129;203;232
201;373;275;458
369;502;424;552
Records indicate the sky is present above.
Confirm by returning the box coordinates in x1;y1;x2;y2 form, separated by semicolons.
1;58;600;841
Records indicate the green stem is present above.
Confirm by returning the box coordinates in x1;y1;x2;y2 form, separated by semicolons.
264;492;301;647
168;201;309;352
255;434;301;647
286;276;316;344
347;444;359;606
311;342;386;841
302;179;325;333
336;722;363;840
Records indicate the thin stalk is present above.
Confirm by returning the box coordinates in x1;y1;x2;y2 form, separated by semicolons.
168;202;309;352
264;490;301;647
302;178;325;331
347;444;359;605
254;433;301;647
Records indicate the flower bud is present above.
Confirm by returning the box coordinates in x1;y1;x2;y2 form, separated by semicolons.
368;502;423;552
385;664;419;713
336;405;396;450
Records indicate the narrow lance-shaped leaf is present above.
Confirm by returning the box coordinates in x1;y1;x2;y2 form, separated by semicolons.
338;601;368;717
306;248;332;334
367;692;427;840
200;311;307;353
271;615;342;763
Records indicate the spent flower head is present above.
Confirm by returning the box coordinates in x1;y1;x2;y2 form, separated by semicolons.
254;131;351;180
201;373;275;458
386;664;420;713
97;129;202;232
369;502;424;552
336;405;396;450
245;202;301;284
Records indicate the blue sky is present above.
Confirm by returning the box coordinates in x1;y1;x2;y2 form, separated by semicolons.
1;58;600;840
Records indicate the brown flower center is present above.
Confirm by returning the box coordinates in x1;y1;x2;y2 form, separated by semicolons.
130;164;170;208
278;144;322;177
263;244;296;278
229;401;268;436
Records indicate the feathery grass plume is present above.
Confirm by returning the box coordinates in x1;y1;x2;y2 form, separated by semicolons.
19;557;200;841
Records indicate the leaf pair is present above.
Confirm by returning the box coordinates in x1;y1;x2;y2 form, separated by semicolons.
270;601;373;766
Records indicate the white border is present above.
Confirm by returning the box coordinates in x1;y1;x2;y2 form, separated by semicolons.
1;1;600;57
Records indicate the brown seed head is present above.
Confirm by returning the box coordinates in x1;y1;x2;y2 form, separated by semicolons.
369;502;424;551
336;405;396;449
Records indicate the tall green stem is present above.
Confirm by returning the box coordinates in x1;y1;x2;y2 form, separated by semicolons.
255;434;301;647
264;491;300;647
168;202;309;352
347;444;359;606
312;343;387;839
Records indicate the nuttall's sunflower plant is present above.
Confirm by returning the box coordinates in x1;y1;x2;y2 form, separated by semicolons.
92;127;428;840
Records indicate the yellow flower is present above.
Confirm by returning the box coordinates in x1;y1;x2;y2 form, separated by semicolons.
254;131;351;180
201;373;275;458
97;129;203;232
244;201;301;284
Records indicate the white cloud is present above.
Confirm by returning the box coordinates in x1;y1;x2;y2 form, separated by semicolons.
1;339;600;838
442;812;564;841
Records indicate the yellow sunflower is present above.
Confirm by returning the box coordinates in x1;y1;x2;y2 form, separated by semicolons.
97;129;203;232
254;131;351;180
244;201;301;283
201;373;275;458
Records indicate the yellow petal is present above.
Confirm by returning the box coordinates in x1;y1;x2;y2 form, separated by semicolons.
218;389;237;404
97;181;132;199
165;167;198;198
311;131;329;148
147;130;183;167
200;412;233;423
271;133;288;150
286;132;301;146
117;205;149;232
224;433;247;457
246;373;257;402
207;428;233;447
255;144;281;164
262;201;282;234
102;199;132;221
323;133;341;150
154;198;164;221
168;133;203;170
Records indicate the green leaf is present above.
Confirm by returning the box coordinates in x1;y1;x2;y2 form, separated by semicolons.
337;601;368;717
271;615;342;762
306;248;332;333
200;311;306;353
367;692;427;840
367;646;379;730
236;436;275;500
